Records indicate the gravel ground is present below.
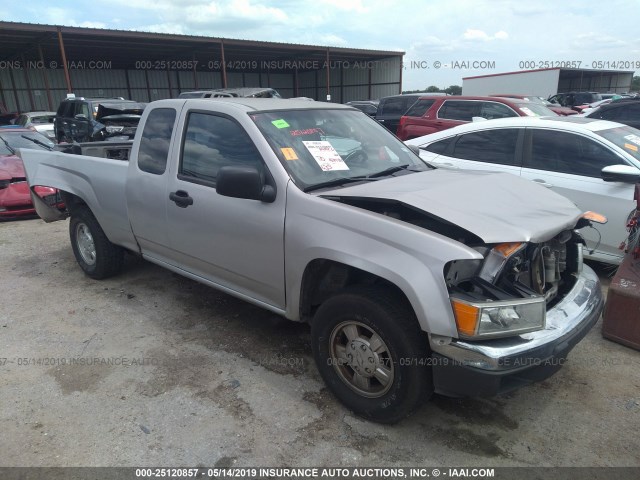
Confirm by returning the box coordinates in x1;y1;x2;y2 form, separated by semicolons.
1;217;639;467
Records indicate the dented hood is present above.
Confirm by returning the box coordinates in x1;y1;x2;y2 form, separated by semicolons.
321;169;583;244
96;102;146;121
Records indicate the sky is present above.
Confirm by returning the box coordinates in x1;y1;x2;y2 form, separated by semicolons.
3;0;639;90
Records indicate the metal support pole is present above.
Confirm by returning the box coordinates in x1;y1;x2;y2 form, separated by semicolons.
38;45;54;110
326;49;330;101
368;62;372;100
8;67;21;113
21;55;36;111
57;27;73;93
220;40;228;88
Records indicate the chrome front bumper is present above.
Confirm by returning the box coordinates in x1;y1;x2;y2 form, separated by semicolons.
430;265;604;396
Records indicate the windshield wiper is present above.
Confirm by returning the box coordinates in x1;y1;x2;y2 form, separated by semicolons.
304;176;378;192
0;135;15;154
20;135;53;151
366;164;418;178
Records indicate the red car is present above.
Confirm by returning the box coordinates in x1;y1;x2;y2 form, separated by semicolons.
0;127;62;219
396;95;558;140
491;94;577;116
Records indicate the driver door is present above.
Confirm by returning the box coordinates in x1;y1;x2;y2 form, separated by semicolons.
165;110;286;309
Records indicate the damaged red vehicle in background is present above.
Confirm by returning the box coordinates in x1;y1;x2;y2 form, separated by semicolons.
0;127;62;219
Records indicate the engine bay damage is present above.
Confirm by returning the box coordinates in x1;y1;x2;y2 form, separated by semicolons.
446;230;585;308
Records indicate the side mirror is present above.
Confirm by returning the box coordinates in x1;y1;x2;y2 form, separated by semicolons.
406;144;421;156
601;164;640;183
74;113;88;120
216;165;276;203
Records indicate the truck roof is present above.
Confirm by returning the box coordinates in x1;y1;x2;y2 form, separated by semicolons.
154;98;355;112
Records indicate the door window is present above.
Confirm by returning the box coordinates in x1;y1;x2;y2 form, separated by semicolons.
451;129;520;165
526;129;625;177
424;136;455;154
437;101;480;121
180;112;263;185
379;97;414;116
404;99;435;118
479;102;518;119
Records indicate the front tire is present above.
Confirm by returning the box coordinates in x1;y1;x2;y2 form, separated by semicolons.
69;206;124;279
311;286;433;423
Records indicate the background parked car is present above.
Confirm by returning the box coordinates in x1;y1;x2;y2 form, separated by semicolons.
178;88;282;98
584;98;640;129
396;95;557;140
492;94;577;116
345;100;379;117
54;97;146;143
0;102;19;126
406;116;640;264
0;127;60;219
548;92;603;111
374;93;427;134
15;111;56;142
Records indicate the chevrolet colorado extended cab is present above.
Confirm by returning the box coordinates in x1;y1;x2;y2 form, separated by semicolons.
20;98;604;423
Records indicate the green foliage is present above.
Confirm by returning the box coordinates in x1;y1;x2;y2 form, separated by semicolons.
401;85;462;95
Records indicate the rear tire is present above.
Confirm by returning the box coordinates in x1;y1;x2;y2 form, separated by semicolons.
311;285;433;423
69;206;124;279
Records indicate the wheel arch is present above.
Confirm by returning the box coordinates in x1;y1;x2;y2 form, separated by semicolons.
299;259;413;322
295;255;457;336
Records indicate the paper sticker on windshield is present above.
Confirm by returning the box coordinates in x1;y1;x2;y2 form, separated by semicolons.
302;141;350;171
624;134;640;146
281;147;299;160
624;143;638;152
271;119;290;129
519;107;536;116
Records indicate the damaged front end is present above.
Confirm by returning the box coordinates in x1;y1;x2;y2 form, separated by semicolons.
446;229;585;340
92;103;146;141
431;218;605;397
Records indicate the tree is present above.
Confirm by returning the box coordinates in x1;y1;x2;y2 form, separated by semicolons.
631;76;640;93
444;85;462;95
426;85;441;92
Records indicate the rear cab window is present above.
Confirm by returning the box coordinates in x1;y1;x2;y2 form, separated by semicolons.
137;108;177;175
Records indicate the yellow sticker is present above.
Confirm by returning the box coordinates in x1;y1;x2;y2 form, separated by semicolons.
625;143;638;152
281;147;299;160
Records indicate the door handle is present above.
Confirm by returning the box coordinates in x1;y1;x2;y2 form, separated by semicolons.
169;190;193;208
533;179;553;188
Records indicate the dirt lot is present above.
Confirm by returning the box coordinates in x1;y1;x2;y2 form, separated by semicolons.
1;217;639;467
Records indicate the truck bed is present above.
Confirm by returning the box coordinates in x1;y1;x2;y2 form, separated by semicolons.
18;149;137;251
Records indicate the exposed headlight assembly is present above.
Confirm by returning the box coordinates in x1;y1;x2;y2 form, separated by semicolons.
478;242;526;282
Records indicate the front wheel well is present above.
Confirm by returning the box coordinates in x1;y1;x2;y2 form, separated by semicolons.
299;259;414;322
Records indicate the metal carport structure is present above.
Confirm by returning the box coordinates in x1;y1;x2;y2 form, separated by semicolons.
0;21;404;112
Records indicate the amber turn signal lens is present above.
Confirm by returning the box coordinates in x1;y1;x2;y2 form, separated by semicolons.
582;211;607;224
451;300;479;337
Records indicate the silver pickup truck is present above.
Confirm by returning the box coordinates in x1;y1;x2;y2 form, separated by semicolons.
20;98;604;423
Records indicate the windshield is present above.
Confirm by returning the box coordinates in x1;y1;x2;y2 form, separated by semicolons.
595;125;640;164
515;103;557;116
251;109;430;190
0;131;55;151
30;115;55;124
